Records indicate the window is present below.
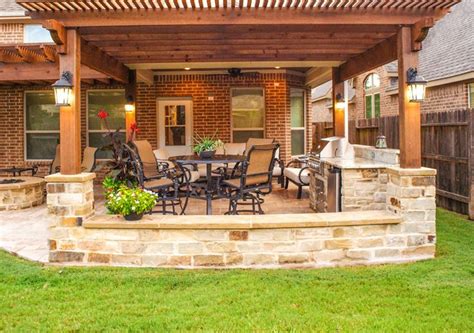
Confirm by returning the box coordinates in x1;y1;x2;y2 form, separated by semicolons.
469;83;474;108
290;89;306;156
23;24;54;43
87;90;126;159
364;73;381;118
231;88;265;143
25;91;59;160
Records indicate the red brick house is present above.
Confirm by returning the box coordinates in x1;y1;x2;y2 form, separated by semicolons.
0;0;315;176
312;0;474;123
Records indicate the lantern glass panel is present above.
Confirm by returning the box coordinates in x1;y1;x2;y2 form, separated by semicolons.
54;87;72;106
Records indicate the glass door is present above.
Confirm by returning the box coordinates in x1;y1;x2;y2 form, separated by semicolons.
157;99;193;155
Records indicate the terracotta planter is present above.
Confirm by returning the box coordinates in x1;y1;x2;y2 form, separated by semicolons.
123;212;144;221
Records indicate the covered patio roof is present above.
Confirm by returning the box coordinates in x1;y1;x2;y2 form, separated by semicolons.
3;0;461;172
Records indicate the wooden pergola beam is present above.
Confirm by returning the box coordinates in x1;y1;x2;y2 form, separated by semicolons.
332;68;345;138
42;19;67;53
336;35;398;84
0;63;109;81
411;17;434;51
80;39;129;83
26;8;448;27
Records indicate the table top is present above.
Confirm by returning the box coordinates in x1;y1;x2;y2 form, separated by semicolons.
0;166;36;172
170;154;246;164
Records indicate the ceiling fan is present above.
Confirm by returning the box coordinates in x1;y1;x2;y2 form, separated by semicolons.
227;68;260;78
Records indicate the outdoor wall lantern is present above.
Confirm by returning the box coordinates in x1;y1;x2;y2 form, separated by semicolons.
335;93;345;110
124;95;135;112
407;67;427;102
52;71;73;107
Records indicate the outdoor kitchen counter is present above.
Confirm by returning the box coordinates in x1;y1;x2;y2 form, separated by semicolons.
320;156;397;169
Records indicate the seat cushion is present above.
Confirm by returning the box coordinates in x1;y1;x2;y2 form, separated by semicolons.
187;170;200;183
144;178;174;189
284;167;310;185
273;166;282;177
223;174;269;188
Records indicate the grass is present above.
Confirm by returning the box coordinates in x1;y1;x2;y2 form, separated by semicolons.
0;208;473;332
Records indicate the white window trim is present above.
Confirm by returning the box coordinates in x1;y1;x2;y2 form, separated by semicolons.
290;88;306;157
468;83;474;108
86;89;126;160
230;87;266;142
24;90;59;162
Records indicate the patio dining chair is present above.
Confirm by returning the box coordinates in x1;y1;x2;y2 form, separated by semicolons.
49;144;61;174
81;147;98;172
133;140;187;215
221;143;279;215
284;159;310;199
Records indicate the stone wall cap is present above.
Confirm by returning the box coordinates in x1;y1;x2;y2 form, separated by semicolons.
386;167;437;176
0;176;45;190
83;211;403;230
45;173;96;183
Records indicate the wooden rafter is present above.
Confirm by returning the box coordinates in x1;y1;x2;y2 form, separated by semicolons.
336;35;398;83
411;17;435;51
16;0;460;12
16;46;48;63
80;38;130;83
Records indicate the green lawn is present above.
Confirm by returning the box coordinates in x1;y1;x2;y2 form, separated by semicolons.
1;209;473;332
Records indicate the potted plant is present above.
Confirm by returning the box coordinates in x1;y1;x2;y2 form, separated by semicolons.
193;132;223;159
103;177;157;221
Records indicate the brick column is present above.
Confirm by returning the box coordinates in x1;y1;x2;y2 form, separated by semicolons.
386;167;437;258
45;173;95;263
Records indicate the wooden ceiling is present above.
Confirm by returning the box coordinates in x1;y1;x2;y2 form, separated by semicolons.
78;24;398;64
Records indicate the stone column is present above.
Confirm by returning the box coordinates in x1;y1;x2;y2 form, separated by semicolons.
386;167;437;258
45;173;95;263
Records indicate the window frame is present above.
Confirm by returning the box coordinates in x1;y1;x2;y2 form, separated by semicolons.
290;88;306;157
86;89;127;160
364;73;382;119
23;90;60;161
230;87;266;143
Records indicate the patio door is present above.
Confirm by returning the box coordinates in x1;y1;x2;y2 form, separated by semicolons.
157;98;193;155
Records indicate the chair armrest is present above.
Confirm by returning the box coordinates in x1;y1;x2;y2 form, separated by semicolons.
298;167;310;185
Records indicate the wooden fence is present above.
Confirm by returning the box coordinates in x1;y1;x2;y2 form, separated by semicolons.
312;109;473;217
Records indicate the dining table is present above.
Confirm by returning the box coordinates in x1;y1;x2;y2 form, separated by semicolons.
170;154;246;215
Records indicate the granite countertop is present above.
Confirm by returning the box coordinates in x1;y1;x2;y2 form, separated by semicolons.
320;157;398;169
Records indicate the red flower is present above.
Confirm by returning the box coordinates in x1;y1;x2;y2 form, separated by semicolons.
97;109;109;119
130;122;139;133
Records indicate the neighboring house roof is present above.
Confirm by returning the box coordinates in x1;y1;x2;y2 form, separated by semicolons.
419;0;474;81
0;0;25;17
311;80;356;104
311;81;332;101
384;61;398;73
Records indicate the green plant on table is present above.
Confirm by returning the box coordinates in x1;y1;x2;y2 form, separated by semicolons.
192;131;223;154
104;183;157;216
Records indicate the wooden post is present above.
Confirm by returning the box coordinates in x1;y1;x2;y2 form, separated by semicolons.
469;109;474;220
398;27;421;168
59;29;81;175
332;68;345;137
125;70;137;141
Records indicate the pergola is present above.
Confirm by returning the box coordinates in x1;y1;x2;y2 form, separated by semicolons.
9;0;460;174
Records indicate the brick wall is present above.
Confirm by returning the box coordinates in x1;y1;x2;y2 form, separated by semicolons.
0;72;310;177
0;23;23;44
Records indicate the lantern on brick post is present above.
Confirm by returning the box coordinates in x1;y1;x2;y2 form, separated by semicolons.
407;68;427;102
52;71;73;107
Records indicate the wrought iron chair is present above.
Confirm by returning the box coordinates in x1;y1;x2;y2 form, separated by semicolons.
81;147;98;172
132;140;187;215
49;144;61;174
284;159;310;199
221;144;279;215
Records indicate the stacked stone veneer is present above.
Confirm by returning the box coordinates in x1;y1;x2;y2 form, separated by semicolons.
46;168;436;268
385;167;437;257
46;173;95;259
0;177;45;211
